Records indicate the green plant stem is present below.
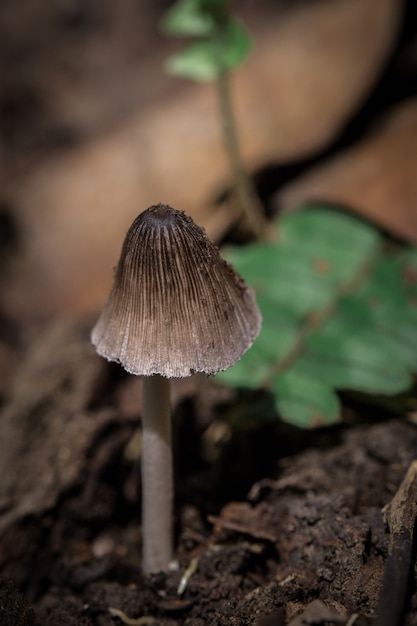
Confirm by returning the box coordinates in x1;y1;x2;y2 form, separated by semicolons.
141;374;173;574
216;65;267;239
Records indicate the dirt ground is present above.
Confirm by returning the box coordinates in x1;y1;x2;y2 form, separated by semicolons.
0;321;416;626
1;1;417;625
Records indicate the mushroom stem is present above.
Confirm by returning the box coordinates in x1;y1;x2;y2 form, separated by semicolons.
141;374;173;574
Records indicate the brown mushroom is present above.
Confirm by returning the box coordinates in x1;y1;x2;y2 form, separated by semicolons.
91;203;261;574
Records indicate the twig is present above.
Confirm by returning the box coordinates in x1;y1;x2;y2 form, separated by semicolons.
108;607;156;625
374;460;417;626
177;556;199;595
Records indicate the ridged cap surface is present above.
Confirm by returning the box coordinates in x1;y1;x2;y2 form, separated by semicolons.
91;204;261;378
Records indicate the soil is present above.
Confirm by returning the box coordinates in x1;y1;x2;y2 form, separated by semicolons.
0;320;417;626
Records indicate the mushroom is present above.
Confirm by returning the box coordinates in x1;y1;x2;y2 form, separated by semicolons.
91;203;261;574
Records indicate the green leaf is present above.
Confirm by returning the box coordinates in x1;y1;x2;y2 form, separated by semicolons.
272;371;340;429
165;41;219;81
219;296;299;388
219;19;251;70
217;345;271;389
160;0;215;37
217;205;417;429
298;306;412;394
164;18;251;82
224;206;380;316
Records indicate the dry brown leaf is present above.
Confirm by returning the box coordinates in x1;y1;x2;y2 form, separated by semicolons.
277;98;417;243
3;0;401;318
208;501;280;543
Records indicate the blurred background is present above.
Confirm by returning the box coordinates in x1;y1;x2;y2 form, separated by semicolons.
1;0;416;322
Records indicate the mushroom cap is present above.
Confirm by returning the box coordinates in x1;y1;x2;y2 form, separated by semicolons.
91;204;261;378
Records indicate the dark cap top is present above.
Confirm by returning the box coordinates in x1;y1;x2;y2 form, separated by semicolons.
91;204;261;378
